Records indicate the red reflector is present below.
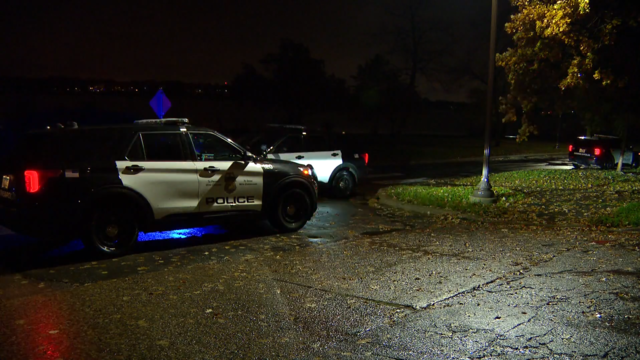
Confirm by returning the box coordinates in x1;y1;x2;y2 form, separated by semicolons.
594;148;602;156
24;170;40;193
362;153;369;165
568;145;573;152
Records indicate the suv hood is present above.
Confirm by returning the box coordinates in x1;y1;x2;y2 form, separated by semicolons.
256;157;311;176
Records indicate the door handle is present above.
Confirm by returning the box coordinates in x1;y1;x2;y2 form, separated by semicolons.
331;153;340;157
125;165;145;173
295;155;305;160
204;166;220;172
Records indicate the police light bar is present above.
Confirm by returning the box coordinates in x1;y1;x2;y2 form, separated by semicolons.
266;124;305;129
134;118;189;125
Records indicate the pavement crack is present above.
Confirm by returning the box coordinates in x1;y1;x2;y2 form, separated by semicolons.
420;276;503;309
602;346;615;358
484;285;535;293
374;355;407;360
531;269;580;277
271;278;417;310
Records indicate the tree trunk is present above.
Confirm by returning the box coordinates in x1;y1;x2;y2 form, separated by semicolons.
555;114;562;149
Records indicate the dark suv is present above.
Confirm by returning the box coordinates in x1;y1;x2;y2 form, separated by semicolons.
0;119;318;255
568;135;638;169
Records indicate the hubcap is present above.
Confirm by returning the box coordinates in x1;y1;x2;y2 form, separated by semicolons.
106;224;119;237
281;192;307;224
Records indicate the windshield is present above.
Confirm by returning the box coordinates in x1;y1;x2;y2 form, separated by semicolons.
244;132;287;153
213;131;255;157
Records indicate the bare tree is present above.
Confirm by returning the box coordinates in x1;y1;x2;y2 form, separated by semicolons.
380;0;451;90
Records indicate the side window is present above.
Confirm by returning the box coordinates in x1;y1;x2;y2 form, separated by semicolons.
273;135;304;153
189;132;243;161
304;135;333;152
140;132;186;161
126;134;145;161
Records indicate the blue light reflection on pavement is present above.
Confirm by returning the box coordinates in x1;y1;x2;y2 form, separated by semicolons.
138;225;227;241
44;240;86;258
29;226;226;258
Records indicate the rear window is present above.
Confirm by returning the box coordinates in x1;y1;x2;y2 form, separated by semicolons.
13;129;133;168
304;135;334;152
575;137;621;147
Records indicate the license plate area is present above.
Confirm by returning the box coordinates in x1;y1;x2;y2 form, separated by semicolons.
1;176;9;190
579;148;587;153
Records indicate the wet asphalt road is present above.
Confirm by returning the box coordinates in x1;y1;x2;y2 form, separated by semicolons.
1;158;639;359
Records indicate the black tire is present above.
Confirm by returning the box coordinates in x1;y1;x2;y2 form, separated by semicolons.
572;164;582;169
82;205;139;255
331;171;355;198
268;189;312;232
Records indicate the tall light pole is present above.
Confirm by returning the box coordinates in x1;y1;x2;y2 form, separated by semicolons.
470;0;499;204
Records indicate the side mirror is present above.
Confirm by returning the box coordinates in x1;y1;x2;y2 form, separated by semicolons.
243;151;256;163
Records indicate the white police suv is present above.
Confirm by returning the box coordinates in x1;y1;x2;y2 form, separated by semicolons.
241;125;368;198
0;119;318;255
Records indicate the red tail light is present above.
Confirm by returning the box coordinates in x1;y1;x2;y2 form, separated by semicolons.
362;153;369;166
24;170;61;193
568;145;573;152
594;148;602;156
24;171;41;193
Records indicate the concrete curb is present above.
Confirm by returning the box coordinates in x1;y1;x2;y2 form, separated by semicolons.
407;153;566;166
370;153;567;168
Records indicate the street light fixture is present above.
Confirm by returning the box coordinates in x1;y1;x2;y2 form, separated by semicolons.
470;0;498;205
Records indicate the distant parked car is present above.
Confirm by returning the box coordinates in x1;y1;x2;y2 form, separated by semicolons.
241;125;369;198
568;135;639;169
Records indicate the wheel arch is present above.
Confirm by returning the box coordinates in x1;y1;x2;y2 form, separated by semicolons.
328;163;359;185
265;176;317;214
82;186;155;227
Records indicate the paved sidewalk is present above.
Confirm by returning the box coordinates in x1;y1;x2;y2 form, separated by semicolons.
1;204;637;359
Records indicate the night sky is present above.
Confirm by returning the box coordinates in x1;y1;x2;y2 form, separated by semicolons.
2;0;495;101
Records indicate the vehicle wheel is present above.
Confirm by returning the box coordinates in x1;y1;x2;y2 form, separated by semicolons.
572;164;582;169
82;205;139;255
331;171;355;198
269;189;311;232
